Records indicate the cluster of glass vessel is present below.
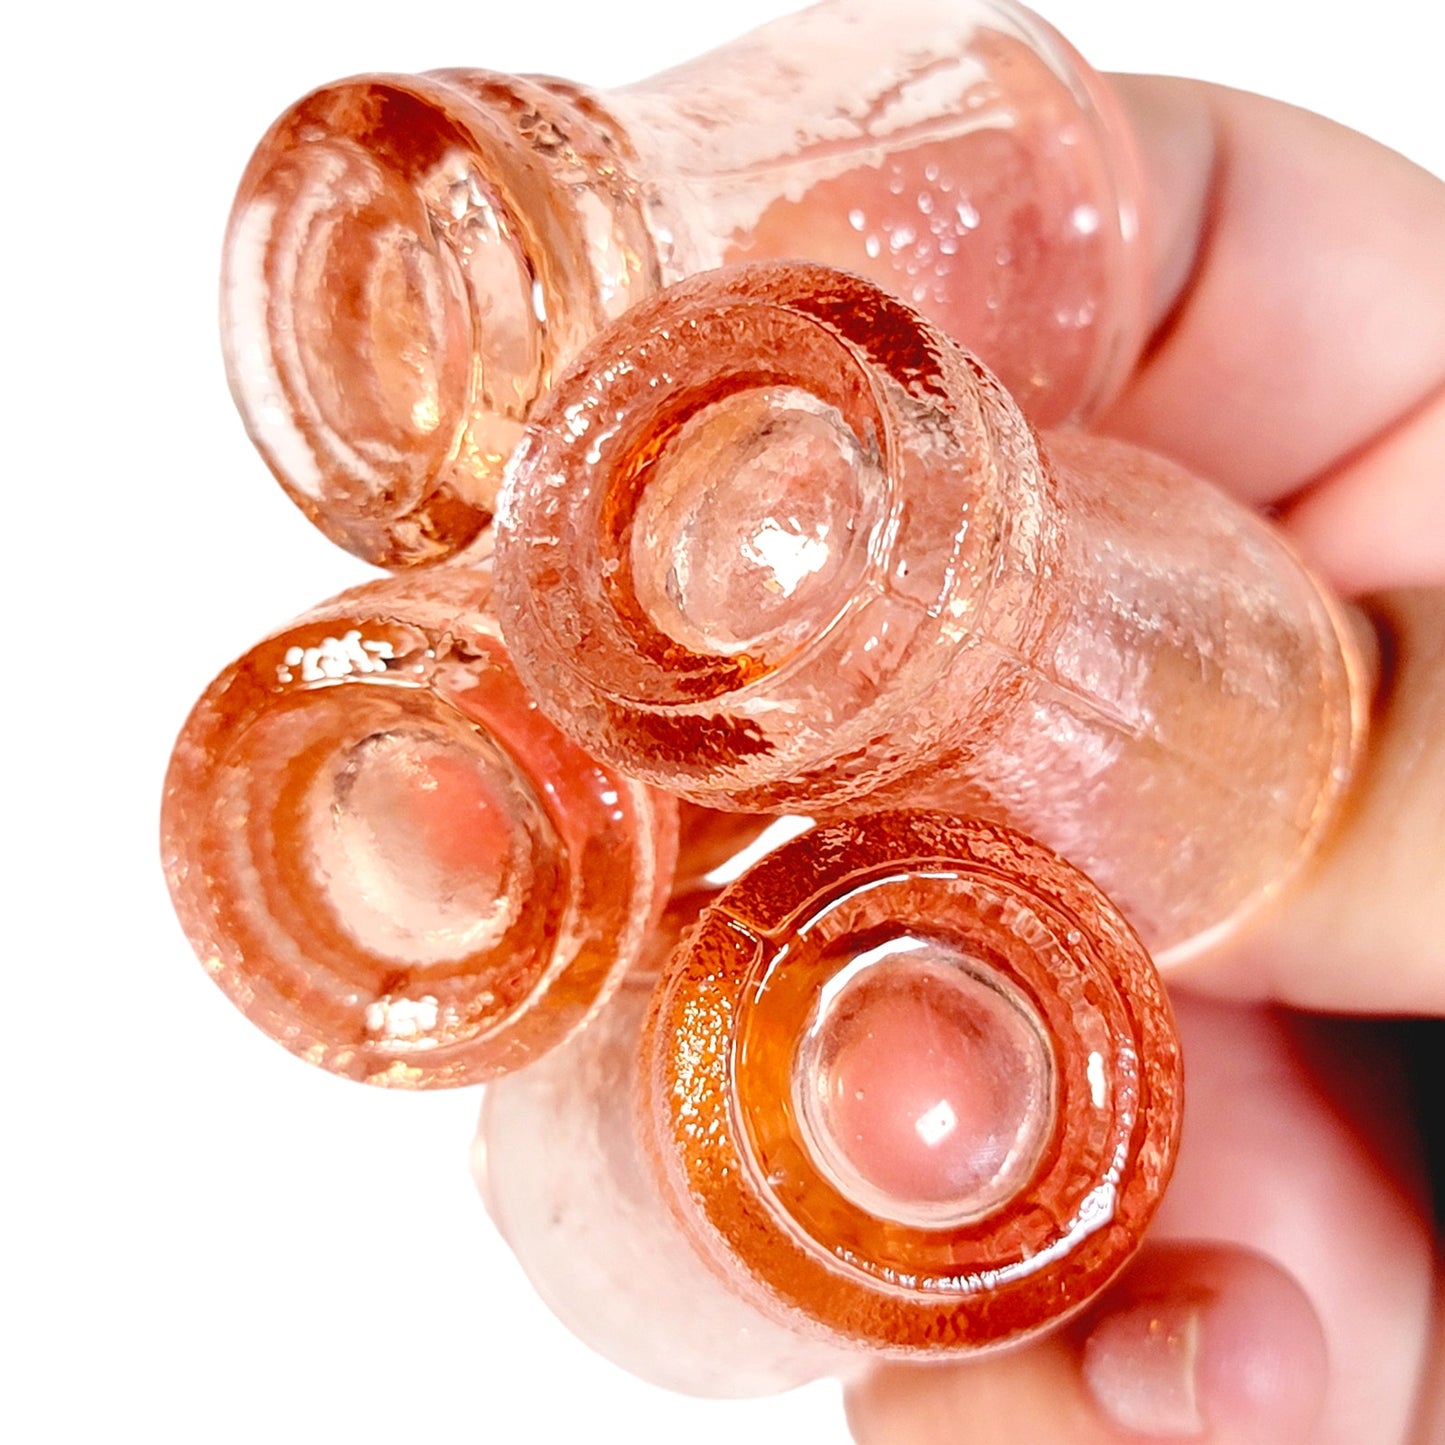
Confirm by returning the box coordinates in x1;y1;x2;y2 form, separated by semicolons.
162;0;1370;1397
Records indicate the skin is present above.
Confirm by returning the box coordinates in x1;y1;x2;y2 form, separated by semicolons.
844;76;1444;1445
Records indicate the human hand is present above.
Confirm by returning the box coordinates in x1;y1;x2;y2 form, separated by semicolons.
845;75;1445;1445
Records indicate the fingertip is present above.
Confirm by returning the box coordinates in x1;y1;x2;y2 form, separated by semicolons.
1099;75;1445;506
1082;1246;1329;1443
844;1246;1329;1445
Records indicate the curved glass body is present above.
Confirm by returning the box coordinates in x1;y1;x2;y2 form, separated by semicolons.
160;564;675;1087
222;0;1145;565
478;905;854;1397
480;813;1181;1386
496;262;1372;963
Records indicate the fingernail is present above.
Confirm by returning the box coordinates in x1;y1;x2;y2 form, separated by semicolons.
1082;1248;1329;1441
1083;1298;1206;1436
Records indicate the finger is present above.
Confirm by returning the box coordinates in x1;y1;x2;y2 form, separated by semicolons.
1100;76;1445;589
1280;387;1445;596
1081;1247;1326;1441
1146;997;1432;1442
843;998;1434;1445
1172;589;1445;1012
847;1246;1326;1445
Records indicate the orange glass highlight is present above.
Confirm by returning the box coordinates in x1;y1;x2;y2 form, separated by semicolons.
222;0;1145;565
480;813;1182;1387
160;564;675;1087
496;262;1371;963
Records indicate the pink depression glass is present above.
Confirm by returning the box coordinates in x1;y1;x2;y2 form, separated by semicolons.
222;0;1145;565
160;563;676;1087
479;812;1182;1387
494;262;1372;964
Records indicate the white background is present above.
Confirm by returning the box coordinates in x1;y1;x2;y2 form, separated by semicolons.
4;3;1438;1442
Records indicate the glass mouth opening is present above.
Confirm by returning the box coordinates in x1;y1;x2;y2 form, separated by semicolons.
640;778;1180;1346
624;382;886;667
223;77;546;563
162;610;591;1085
791;933;1056;1230
299;712;563;973
501;288;896;722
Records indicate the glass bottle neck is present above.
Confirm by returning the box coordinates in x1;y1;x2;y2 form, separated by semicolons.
603;0;1146;425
